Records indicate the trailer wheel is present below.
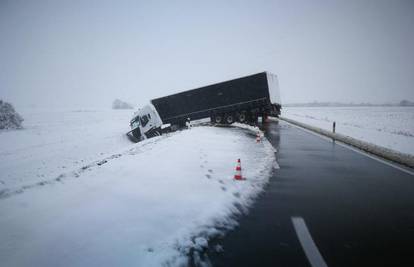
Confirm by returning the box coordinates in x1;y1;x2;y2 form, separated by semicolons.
238;113;246;123
225;114;234;124
214;115;223;124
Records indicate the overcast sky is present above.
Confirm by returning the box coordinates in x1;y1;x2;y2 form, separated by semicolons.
1;0;413;108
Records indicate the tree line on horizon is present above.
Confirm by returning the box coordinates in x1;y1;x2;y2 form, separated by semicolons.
284;100;414;107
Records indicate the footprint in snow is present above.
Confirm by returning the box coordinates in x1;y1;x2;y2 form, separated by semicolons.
205;174;211;179
233;192;241;198
55;174;65;181
208;169;213;173
221;186;227;191
97;160;107;166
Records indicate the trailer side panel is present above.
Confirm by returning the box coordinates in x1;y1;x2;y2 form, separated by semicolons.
151;72;270;124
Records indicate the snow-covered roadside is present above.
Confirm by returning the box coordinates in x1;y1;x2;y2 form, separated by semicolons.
0;125;276;266
283;107;414;156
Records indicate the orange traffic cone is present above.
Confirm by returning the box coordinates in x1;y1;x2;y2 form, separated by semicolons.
256;132;261;143
234;159;243;180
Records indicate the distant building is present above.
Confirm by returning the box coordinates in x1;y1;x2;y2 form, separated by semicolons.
112;99;133;109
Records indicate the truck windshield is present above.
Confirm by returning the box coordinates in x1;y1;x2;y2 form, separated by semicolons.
131;116;140;126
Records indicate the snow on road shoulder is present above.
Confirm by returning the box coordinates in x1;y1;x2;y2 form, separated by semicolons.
0;125;276;267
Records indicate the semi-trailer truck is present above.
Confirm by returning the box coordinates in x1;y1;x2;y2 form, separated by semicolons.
128;71;281;141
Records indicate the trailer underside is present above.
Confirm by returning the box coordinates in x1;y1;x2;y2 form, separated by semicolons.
161;98;280;126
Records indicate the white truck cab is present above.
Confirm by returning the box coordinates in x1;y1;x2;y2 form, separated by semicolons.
129;105;163;140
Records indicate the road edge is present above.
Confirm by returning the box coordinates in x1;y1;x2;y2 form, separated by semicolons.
273;116;414;169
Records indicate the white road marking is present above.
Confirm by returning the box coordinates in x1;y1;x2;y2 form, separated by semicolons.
292;217;328;267
333;141;414;176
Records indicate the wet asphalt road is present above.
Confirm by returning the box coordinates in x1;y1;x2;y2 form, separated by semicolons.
207;120;414;267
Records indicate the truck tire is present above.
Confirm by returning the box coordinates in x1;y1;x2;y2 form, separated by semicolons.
225;114;234;124
214;115;223;124
238;112;246;123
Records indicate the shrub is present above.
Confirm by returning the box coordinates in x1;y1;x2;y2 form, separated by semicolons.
0;100;24;129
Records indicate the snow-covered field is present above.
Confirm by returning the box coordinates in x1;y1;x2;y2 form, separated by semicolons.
0;109;276;266
283;106;414;156
0;108;133;190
